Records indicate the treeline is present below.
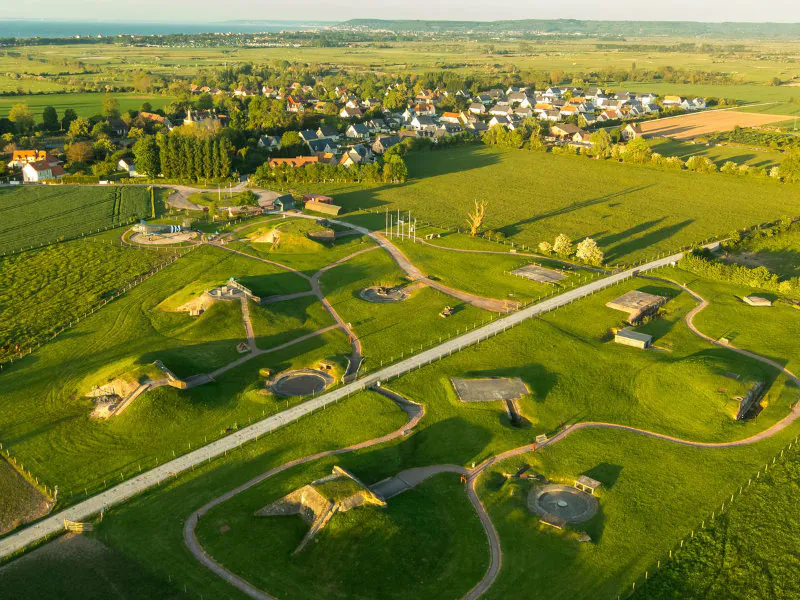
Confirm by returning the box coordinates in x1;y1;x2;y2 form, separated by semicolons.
706;127;800;152
251;155;407;186
681;251;800;298
131;133;234;181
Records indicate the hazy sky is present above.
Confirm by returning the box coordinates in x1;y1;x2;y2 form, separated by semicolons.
2;0;799;23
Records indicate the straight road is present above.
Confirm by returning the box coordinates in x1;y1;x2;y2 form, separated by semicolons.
0;250;683;560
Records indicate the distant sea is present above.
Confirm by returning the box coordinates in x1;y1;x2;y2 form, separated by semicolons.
0;20;332;38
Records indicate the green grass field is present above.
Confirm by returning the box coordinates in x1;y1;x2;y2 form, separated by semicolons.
318;146;800;265
638;440;800;600
477;425;798;600
196;470;486;600
0;186;157;254
0;92;173;120
0;244;350;495
648;138;785;170
0;236;177;359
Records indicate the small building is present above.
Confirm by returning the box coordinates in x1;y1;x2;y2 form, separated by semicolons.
117;158;141;177
574;475;602;495
274;195;296;212
302;193;334;205
305;200;342;216
622;123;643;141
614;328;653;350
743;295;772;307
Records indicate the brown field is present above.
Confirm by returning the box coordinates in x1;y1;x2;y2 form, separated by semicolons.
640;110;788;140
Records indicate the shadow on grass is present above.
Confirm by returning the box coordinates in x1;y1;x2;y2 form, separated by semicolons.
605;219;694;262
584;462;623;489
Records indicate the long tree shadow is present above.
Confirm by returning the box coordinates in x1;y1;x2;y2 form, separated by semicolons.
605;219;695;262
499;185;655;238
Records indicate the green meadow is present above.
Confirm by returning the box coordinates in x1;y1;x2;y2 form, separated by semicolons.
0;92;172;120
314;145;800;265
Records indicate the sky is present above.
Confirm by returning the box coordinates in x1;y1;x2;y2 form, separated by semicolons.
1;0;799;23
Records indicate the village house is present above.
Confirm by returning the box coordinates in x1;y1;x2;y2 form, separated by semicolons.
345;123;371;140
622;123;644;141
307;139;339;154
440;112;461;124
469;102;487;115
339;106;362;119
117;158;142;177
286;96;305;113
7;149;57;169
258;135;281;150
550;123;582;141
410;115;436;132
22;158;65;182
316;126;340;141
372;134;401;155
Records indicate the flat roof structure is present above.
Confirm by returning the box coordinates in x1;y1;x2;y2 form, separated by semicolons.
511;264;567;284
606;290;667;323
451;377;529;402
615;328;653;349
743;295;772;307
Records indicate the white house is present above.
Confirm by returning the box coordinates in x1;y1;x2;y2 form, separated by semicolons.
22;159;65;182
345;123;370;140
117;158;142;177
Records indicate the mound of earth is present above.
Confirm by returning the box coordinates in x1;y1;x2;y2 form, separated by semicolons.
176;293;216;316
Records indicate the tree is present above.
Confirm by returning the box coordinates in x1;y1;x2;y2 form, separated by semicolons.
41;106;59;132
538;241;553;255
575;237;604;266
8;104;34;134
778;149;800;183
68;117;91;140
589;129;612;158
279;130;303;155
553;234;573;258
61;108;78;131
133;135;160;177
102;94;120;118
622;137;652;164
466;200;487;237
67;141;95;163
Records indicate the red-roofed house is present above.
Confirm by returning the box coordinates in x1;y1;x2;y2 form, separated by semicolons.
22;159;65;182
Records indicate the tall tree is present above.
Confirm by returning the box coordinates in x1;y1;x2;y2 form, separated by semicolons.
8;104;34;135
102;94;121;119
132;135;160;177
41;106;59;132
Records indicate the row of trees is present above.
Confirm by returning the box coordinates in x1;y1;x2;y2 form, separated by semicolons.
681;250;799;298
130;133;234;180
538;234;605;266
251;154;407;186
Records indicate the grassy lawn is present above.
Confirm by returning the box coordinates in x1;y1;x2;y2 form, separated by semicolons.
304;145;800;265
248;295;335;348
727;226;800;280
638;440;800;600
476;424;799;600
0;236;178;359
668;267;800;374
196;471;486;600
648;138;785;170
0;245;349;496
0;390;408;599
0;185;158;254
391;229;590;303
229;216;375;277
318;247;488;368
0;92;173;120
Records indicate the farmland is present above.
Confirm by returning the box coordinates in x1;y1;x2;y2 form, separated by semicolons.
0;185;158;254
638;109;791;139
0;92;173;120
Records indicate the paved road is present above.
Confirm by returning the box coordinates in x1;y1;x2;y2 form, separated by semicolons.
0;251;681;560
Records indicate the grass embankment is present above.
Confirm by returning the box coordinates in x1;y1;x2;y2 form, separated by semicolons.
230;216;375;276
0;244;350;495
302;145;800;265
648;138;785;170
0;236;178;360
0;185;158;254
638;440;800;600
0;390;407;599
